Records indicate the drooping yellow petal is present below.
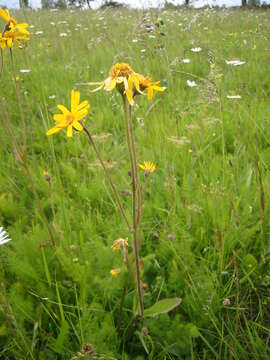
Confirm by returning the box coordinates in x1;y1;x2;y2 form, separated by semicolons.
57;104;69;114
73;121;83;132
7;38;13;48
67;125;73;138
46;126;62;136
147;87;154;101
125;88;134;106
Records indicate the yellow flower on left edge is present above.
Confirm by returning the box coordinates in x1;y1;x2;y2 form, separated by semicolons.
0;8;30;49
46;90;90;138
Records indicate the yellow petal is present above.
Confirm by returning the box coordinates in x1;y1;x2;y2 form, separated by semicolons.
57;104;69;114
138;164;145;170
125;88;134;106
73;121;83;131
46;126;62;136
53;114;65;122
71;90;80;113
7;38;13;48
0;8;11;23
67;125;73;137
76;109;88;121
152;85;165;92
76;100;89;112
147;87;154;101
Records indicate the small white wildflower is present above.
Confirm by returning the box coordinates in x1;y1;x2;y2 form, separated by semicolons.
182;58;191;63
0;227;11;246
187;80;197;88
35;31;43;35
191;47;202;52
141;49;146;53
59;33;68;37
225;60;245;66
223;298;231;306
226;95;241;99
48;95;56;100
20;69;31;73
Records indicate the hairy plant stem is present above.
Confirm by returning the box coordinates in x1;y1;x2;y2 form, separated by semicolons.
122;96;144;317
82;125;131;232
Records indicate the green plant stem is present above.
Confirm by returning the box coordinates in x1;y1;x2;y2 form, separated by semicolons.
82;125;131;232
122;96;144;317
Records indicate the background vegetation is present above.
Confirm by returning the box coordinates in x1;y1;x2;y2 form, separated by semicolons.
1;6;270;359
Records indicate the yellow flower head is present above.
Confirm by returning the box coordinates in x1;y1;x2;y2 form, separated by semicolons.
135;74;165;101
86;63;164;105
0;8;30;49
46;90;90;138
110;268;121;276
139;161;156;174
87;63;142;106
112;238;128;251
0;24;30;49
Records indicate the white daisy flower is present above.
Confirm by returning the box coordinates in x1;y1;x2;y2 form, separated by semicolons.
182;58;191;63
0;227;11;246
187;80;197;87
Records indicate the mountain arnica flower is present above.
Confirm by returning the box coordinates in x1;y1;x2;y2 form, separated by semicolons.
0;8;30;48
139;161;156;174
87;63;164;105
46;90;90;138
135;73;165;100
87;63;140;105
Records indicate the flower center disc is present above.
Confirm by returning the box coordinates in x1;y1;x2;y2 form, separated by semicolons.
65;114;74;125
110;63;132;79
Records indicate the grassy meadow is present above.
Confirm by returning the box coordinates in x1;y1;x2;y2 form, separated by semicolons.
1;5;270;359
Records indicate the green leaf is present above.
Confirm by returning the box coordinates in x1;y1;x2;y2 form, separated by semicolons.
144;297;182;318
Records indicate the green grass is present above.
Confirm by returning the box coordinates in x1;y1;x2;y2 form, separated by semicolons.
1;6;270;359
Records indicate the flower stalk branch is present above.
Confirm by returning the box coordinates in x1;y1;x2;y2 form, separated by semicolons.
82;124;131;232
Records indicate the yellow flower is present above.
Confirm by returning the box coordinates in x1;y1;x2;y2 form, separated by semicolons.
46;90;90;138
87;63;142;106
0;23;30;49
135;73;165;101
139;161;156;174
0;8;30;49
87;63;164;105
112;238;128;251
110;268;121;276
